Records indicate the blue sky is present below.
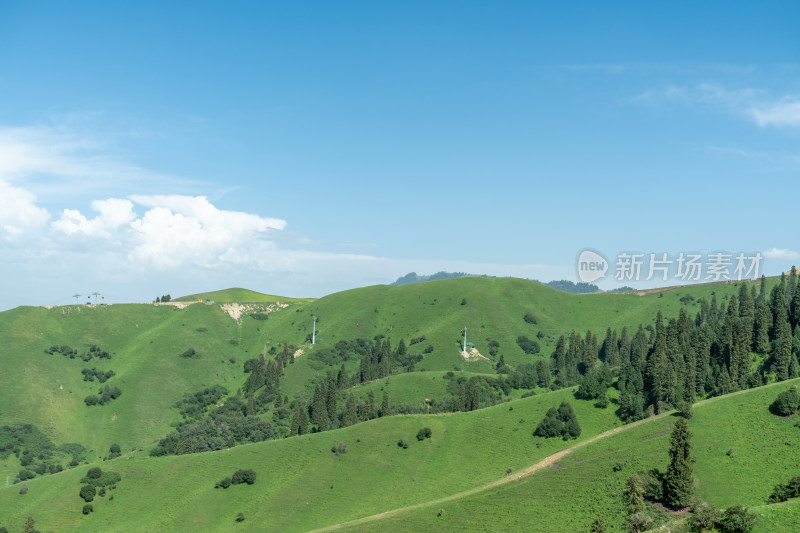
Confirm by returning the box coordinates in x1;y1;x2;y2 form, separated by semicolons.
1;2;799;309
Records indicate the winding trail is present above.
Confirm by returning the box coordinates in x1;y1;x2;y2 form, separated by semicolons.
308;413;669;532
309;380;794;532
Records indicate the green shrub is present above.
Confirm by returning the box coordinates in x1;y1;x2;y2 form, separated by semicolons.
718;504;756;533
215;477;232;489
771;387;799;416
398;438;409;449
80;484;96;502
235;512;245;522
768;474;800;503
232;469;257;485
689;501;721;531
86;467;102;479
82;504;93;515
416;427;432;441
533;402;580;440
19;484;28;494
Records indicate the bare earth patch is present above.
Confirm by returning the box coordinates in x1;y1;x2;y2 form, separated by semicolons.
460;347;490;361
294;349;304;359
220;302;289;321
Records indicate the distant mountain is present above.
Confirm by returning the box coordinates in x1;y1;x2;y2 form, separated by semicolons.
393;273;601;294
542;279;601;294
392;271;496;285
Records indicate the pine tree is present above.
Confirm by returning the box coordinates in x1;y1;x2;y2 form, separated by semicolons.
246;394;256;417
791;279;800;330
774;322;793;381
337;364;349;389
754;299;772;353
25;516;35;533
299;404;308;434
311;385;329;427
325;375;338;419
664;417;694;508
342;393;358;427
290;403;301;436
380;390;389;417
364;390;376;420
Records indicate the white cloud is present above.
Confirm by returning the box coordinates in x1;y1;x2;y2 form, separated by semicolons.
126;195;286;270
762;247;800;260
635;83;800;129
52;198;136;238
0;179;50;240
748;100;800;127
0;123;194;200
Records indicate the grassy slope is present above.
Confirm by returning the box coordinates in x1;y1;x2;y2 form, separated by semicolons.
276;277;756;397
174;287;310;303
4;379;797;532
0;277;770;466
0;302;302;457
0;276;786;531
341;378;800;533
0;387;623;532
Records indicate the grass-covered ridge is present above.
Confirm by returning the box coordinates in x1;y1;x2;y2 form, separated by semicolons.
174;287;310;303
0;274;792;532
336;378;800;533
0;386;623;532
3;378;797;532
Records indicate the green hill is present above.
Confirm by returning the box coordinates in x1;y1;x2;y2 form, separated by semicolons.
174;287;310;303
0;274;794;532
2;376;796;532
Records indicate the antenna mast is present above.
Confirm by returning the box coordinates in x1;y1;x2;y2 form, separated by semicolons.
72;294;81;305
463;326;467;352
312;316;317;345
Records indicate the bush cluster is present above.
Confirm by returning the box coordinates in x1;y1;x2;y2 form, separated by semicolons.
768;474;800;503
215;469;257;488
533;402;581;440
84;385;122;406
516;336;540;355
81;368;115;383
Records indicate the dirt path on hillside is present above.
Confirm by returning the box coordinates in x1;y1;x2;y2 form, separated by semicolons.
309;414;668;532
308;378;800;532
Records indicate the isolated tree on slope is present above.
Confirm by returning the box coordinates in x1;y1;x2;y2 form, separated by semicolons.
664;417;694;508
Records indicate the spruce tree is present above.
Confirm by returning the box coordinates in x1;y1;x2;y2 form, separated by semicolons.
290;403;301;436
754;299;772;353
323;374;337;418
664;417;694;509
364;390;376;420
299;404;308;434
380;391;389;417
774;322;793;381
311;386;329;427
342;393;358;427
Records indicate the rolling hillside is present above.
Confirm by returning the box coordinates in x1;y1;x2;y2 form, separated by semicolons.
2;377;796;532
0;275;791;532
